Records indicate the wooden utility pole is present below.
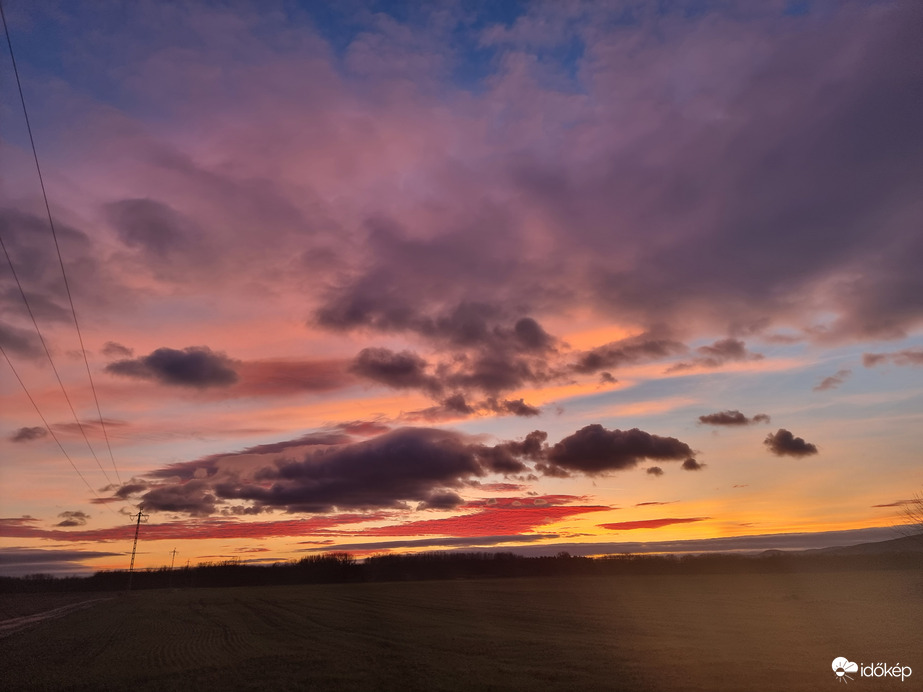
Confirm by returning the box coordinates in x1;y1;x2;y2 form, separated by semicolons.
127;507;147;591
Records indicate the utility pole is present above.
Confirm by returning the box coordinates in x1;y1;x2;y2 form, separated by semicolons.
169;547;177;588
127;506;148;591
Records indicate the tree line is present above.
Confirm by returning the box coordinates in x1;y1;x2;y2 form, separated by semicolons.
2;548;921;594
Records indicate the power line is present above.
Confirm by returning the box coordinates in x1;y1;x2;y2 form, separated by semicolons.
1;344;118;514
0;234;113;485
1;0;121;484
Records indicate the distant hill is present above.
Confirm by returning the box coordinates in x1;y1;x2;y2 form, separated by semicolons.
763;534;923;557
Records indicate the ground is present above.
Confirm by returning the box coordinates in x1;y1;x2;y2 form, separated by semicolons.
0;570;920;691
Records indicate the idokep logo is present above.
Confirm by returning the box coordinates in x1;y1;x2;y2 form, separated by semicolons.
832;657;913;683
832;657;858;683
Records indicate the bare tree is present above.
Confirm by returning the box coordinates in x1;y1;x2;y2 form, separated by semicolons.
903;491;923;536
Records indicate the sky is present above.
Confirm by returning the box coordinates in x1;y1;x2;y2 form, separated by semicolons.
1;0;921;577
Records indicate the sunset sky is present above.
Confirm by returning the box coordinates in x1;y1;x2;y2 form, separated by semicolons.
1;0;921;577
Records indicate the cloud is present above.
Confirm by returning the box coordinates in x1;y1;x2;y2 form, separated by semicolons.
697;410;771;426
302;533;561;552
0;547;122;576
634;501;676;507
350;347;440;393
350;499;610;538
0;513;394;542
0;516;38;528
813;369;851;391
485;397;541;417
117;428;519;514
101;341;133;358
668;339;763;373
536;424;695;477
106;346;238;388
682;458;705;471
573;334;687;374
863;349;923;367
102;425;671;516
3;1;922;368
333;302;564;404
400;393;543;423
646;467;664;476
763;429;819;457
333;420;392;437
870;499;915;508
10;426;47;443
0;321;43;359
106;198;204;259
415;491;465;511
235;359;353;396
598;517;709;531
55;510;90;527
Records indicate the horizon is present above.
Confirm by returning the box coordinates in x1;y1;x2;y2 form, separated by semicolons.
1;0;922;578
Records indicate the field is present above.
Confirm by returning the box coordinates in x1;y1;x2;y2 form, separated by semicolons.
1;569;920;691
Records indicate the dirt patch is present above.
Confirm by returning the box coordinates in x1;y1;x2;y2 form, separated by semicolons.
0;597;112;638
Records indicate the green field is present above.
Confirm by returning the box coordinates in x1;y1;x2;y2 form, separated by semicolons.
1;570;920;691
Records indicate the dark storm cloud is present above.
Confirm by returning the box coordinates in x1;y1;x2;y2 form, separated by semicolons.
813;369;851;391
55;511;90;527
863;349;923;367
105;346;239;388
668;339;763;372
0;321;43;359
10;426;47;442
697;410;770;426
682;458;705;471
764;429;818;457
573;335;687;374
536;424;695;477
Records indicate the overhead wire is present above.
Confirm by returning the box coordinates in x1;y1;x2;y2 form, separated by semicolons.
1;0;123;484
1;344;119;514
0;235;113;485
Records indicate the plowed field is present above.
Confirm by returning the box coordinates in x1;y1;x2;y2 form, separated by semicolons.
1;570;920;691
